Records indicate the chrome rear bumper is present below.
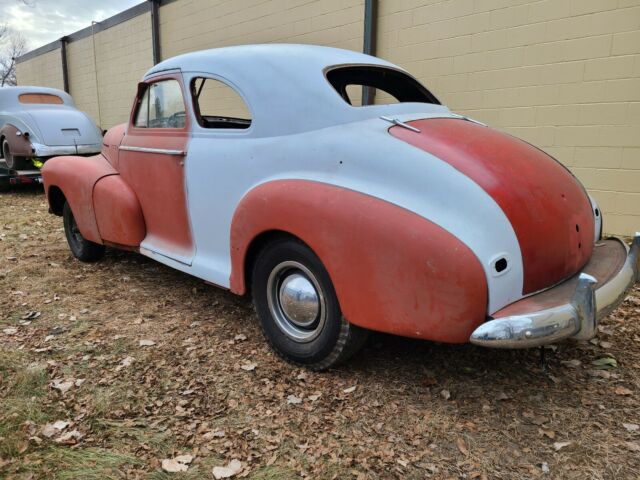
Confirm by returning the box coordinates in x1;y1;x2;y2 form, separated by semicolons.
32;142;102;158
470;233;639;348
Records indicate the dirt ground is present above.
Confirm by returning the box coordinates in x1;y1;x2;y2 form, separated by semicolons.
1;187;639;480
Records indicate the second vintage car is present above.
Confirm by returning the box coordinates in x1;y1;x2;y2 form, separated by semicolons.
0;86;102;170
42;45;639;370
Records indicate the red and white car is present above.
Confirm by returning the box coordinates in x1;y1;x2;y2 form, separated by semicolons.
42;45;639;370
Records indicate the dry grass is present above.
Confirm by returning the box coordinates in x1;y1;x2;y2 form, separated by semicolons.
1;187;639;479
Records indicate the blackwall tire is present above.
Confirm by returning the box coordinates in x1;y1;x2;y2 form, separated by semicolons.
252;238;367;370
63;202;105;262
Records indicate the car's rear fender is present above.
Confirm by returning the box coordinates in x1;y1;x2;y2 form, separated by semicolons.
0;123;34;158
42;154;117;244
230;180;488;343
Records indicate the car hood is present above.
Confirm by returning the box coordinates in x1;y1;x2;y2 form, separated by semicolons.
389;117;595;295
25;108;102;146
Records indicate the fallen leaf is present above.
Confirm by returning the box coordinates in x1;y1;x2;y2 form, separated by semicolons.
51;379;74;395
553;441;572;451
614;386;633;396
440;389;451;400
456;437;469;455
41;424;57;438
240;362;257;371
308;393;321;401
55;430;83;445
561;359;581;368
623;423;639;432
540;429;556;439
599;341;612;349
116;356;135;371
541;462;550;474
162;458;189;473
343;386;357;394
234;334;247;341
495;391;510;401
287;394;302;405
139;340;156;347
2;327;18;335
212;459;242;479
52;420;69;431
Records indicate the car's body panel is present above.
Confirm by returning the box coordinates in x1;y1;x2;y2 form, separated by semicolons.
93;175;146;247
390;118;595;294
230;180;488;342
0;86;102;162
183;113;524;314
0;123;33;157
42;154;117;243
101;123;126;168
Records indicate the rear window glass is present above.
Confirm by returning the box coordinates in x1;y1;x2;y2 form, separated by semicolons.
326;65;439;106
18;93;64;105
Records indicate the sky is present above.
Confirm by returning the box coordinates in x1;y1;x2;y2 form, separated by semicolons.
0;0;143;51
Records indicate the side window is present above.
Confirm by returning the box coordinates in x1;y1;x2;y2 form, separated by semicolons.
134;79;186;128
191;77;251;129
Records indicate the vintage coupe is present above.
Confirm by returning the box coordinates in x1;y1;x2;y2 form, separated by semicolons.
42;45;639;369
0;86;102;170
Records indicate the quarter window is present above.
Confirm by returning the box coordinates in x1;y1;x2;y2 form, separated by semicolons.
134;79;186;128
191;77;251;129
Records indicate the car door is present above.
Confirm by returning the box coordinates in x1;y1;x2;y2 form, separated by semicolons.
118;73;194;265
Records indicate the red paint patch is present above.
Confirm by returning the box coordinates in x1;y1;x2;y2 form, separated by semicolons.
390;119;594;294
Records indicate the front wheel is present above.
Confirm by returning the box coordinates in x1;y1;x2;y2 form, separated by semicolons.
252;238;367;370
63;202;105;262
2;140;29;170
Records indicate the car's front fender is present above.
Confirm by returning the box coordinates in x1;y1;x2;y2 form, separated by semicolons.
42;154;117;244
230;179;488;343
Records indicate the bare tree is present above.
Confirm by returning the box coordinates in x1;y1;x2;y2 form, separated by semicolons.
0;27;27;87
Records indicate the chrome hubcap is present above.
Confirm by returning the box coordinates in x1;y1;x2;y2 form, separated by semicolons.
267;261;325;342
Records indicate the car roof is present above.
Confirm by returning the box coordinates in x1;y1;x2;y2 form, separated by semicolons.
0;86;74;108
143;44;438;136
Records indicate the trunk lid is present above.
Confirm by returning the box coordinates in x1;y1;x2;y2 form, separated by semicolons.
27;108;102;146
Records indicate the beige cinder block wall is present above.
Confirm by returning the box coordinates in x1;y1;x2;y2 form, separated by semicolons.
67;37;100;125
15;49;64;91
378;0;640;236
159;0;365;58
88;12;154;129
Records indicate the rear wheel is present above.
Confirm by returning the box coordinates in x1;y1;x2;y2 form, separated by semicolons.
252;238;367;370
2;140;29;170
63;202;105;262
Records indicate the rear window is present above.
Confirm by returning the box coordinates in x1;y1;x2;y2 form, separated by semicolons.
326;65;439;106
18;93;64;105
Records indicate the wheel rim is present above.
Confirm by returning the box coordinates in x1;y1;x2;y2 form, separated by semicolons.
266;260;326;342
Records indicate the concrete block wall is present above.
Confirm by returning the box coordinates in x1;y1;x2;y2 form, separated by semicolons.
159;0;365;58
15;48;64;91
90;12;154;129
377;0;640;235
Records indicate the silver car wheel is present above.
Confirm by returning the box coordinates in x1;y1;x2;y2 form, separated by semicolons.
266;260;326;343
